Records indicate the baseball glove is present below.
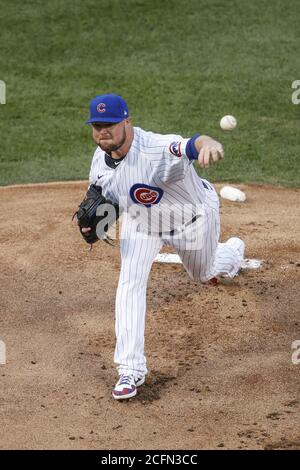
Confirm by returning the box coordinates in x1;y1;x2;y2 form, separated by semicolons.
74;184;120;245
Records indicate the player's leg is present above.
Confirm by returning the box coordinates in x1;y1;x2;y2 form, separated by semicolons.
212;237;245;278
170;204;220;282
114;214;163;382
169;180;244;282
204;180;245;279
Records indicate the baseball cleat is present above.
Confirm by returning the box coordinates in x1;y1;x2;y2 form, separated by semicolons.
112;374;145;400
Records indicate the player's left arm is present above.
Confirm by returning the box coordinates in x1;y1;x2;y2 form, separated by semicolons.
185;134;224;169
152;132;224;184
196;135;224;168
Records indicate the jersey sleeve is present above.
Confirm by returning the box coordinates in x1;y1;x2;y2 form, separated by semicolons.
88;148;101;185
146;132;193;184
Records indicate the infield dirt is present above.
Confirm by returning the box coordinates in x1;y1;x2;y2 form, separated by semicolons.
0;182;299;450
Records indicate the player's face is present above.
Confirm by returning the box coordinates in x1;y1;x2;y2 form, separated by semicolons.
92;120;127;153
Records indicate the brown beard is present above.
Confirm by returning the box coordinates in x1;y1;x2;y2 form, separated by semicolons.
98;127;127;153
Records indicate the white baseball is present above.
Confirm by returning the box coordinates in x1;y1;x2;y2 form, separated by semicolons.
220;115;237;131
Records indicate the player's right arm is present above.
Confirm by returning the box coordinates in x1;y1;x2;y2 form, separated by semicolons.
82;148;102;234
89;147;102;185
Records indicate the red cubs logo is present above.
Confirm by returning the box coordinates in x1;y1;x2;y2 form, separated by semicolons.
97;102;106;113
130;184;164;207
169;141;182;157
135;189;158;204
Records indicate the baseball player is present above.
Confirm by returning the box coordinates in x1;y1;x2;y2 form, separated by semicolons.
83;93;245;400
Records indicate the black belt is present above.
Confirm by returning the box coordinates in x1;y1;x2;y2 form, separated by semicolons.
158;214;200;237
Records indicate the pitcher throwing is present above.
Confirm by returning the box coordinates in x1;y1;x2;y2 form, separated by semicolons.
81;93;245;400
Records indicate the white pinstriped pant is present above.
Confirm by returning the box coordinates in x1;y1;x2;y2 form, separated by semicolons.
114;183;244;378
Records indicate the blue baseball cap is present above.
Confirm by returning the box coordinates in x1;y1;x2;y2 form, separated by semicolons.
86;93;129;124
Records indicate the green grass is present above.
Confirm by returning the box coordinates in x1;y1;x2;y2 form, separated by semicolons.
0;0;299;186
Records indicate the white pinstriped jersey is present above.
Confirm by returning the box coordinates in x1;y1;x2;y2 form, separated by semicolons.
87;126;244;380
89;127;214;232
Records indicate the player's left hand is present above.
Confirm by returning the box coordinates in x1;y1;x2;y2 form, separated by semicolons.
197;136;224;169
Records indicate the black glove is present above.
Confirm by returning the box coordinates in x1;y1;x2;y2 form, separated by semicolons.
74;184;120;245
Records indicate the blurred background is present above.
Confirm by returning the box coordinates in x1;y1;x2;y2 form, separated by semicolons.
0;0;299;186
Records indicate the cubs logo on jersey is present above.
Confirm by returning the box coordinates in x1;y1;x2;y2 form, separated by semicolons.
130;184;164;207
169;141;182;158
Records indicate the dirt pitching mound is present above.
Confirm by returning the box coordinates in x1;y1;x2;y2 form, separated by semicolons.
0;182;299;450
